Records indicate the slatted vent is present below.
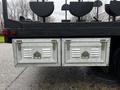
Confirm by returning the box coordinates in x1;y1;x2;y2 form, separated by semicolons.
42;48;52;58
23;48;33;58
90;48;100;58
71;48;81;58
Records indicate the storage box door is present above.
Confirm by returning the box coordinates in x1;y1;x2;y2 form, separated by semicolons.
62;38;110;66
13;39;61;66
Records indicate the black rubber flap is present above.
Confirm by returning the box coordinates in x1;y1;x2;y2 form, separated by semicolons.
93;0;102;7
30;2;54;17
69;2;93;17
105;4;116;16
110;1;120;16
62;4;69;10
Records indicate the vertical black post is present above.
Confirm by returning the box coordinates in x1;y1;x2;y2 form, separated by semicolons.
113;16;116;22
37;0;40;21
96;0;99;20
43;17;46;23
2;0;8;27
109;15;111;22
78;0;83;22
42;0;46;23
78;0;80;22
78;17;80;22
65;11;67;20
113;0;116;22
65;0;67;20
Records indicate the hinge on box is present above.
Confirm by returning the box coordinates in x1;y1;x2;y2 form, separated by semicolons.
100;39;106;50
16;40;22;51
51;40;57;50
65;40;71;51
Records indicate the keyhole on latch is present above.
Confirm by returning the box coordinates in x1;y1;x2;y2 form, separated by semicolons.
81;51;90;59
33;51;41;59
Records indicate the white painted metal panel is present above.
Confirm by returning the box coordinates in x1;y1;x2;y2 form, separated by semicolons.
12;38;111;67
12;39;61;67
62;38;111;66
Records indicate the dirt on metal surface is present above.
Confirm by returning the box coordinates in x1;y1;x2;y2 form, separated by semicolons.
0;44;120;90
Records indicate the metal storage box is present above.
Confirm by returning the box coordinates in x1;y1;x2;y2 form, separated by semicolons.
13;38;110;67
12;39;61;67
62;38;110;66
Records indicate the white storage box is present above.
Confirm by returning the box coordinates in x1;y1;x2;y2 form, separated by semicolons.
12;39;61;67
62;38;111;66
13;38;111;67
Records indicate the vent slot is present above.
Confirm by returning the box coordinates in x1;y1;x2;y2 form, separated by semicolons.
71;48;80;58
23;48;33;58
13;39;61;66
90;48;100;58
42;48;52;58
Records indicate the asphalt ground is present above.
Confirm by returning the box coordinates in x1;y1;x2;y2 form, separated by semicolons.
0;44;120;90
